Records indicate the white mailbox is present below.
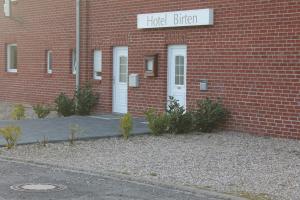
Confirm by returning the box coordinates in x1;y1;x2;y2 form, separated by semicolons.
129;74;139;88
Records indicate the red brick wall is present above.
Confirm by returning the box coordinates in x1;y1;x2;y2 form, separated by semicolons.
0;0;77;104
0;0;299;138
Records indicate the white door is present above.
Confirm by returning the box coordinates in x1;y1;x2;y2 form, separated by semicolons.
168;45;187;109
113;47;128;114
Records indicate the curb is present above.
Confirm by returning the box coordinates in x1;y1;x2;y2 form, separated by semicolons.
0;156;246;200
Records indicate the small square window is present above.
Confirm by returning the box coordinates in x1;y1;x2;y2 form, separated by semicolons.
47;50;53;74
7;44;17;73
93;50;102;80
144;54;158;77
146;59;154;72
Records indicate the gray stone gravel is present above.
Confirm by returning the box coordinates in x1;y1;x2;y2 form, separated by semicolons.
1;131;300;200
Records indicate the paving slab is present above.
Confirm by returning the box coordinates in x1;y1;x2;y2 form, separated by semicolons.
0;115;149;146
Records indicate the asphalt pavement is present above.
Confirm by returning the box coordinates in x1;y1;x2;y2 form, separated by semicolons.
0;158;242;200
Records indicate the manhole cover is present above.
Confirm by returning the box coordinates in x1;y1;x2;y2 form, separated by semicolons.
10;183;66;192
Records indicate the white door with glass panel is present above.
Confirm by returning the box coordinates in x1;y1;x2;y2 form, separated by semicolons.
113;47;128;114
168;45;187;109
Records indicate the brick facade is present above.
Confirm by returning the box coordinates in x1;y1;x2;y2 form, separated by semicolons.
0;0;299;138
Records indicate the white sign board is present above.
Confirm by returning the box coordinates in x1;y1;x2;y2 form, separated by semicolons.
137;9;213;29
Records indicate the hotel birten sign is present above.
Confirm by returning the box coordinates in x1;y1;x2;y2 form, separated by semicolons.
137;9;214;29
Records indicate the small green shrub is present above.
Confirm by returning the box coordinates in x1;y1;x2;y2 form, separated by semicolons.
166;96;193;134
11;104;25;120
194;98;228;133
0;125;22;149
33;104;51;119
120;113;133;140
145;109;169;136
55;93;75;117
75;83;99;116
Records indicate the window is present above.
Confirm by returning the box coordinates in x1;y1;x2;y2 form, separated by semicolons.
144;54;158;77
119;56;127;83
47;50;53;74
175;55;184;85
93;50;102;80
4;0;11;17
7;44;17;73
72;49;76;75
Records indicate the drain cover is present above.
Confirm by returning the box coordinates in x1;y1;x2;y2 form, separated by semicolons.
10;183;66;192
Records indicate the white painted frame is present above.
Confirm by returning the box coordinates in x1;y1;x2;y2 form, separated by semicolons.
7;44;17;73
167;45;187;109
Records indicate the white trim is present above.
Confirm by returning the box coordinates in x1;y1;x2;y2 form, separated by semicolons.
7;68;17;73
47;50;53;74
6;43;17;73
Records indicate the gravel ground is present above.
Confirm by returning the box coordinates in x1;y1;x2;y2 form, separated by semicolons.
1;131;300;200
0;102;58;120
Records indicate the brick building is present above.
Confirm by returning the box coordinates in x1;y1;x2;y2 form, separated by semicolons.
0;0;299;138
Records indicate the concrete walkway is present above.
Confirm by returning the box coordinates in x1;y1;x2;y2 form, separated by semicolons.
0;115;149;146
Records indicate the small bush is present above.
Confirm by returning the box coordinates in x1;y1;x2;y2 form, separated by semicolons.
0;125;22;149
11;104;25;120
166;96;193;134
120;113;133;140
33;104;51;119
55;93;75;117
194;98;228;133
75;83;99;116
145;109;169;136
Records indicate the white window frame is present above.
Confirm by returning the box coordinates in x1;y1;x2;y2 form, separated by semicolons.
72;49;76;75
93;50;102;80
7;44;17;73
47;50;53;74
4;0;11;17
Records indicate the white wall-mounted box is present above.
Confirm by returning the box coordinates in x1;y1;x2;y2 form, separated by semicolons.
200;80;208;91
129;74;139;88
